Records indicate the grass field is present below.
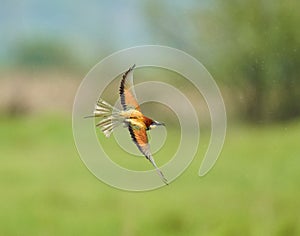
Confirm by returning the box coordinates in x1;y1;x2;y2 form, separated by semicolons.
1;115;300;236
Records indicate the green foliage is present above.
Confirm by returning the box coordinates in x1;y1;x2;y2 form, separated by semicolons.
198;0;300;122
12;39;83;71
1;115;300;235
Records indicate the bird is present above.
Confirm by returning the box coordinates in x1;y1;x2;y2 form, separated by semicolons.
89;64;168;184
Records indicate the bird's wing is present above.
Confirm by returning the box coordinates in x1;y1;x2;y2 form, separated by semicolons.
128;123;168;184
119;64;141;111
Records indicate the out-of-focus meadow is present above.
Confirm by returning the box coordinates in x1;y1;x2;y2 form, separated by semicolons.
1;1;300;235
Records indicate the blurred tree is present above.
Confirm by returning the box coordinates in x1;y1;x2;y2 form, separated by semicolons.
193;0;300;122
12;39;83;72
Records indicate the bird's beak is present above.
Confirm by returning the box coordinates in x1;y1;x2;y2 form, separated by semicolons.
154;121;165;126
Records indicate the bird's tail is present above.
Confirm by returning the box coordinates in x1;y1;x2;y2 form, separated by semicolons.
92;99;123;137
147;155;168;185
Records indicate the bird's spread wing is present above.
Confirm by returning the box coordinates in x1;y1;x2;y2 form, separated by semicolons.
119;64;141;111
128;123;168;184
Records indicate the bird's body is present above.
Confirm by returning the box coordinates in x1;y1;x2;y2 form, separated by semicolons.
91;65;168;184
120;109;153;129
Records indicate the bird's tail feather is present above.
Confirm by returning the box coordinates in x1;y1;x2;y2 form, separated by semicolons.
93;99;123;137
147;155;168;185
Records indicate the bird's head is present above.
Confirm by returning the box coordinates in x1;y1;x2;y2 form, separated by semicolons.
149;120;165;130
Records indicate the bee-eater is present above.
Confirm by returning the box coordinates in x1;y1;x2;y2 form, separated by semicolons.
90;65;168;184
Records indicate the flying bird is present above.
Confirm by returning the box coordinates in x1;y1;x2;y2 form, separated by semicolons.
89;64;168;184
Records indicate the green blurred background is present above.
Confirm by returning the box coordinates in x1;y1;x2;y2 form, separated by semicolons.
1;0;300;235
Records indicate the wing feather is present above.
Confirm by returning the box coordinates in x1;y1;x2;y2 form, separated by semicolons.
119;64;141;111
128;123;168;184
